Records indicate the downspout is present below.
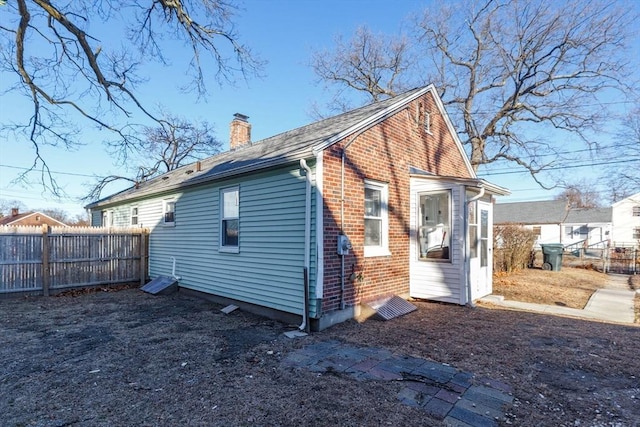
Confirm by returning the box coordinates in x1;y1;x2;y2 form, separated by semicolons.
299;159;312;332
339;127;369;310
170;256;181;280
465;186;485;307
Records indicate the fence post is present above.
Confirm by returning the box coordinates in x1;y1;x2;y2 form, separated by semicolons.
139;230;148;286
42;224;51;296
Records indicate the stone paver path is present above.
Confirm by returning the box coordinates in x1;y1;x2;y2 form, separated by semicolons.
282;340;513;426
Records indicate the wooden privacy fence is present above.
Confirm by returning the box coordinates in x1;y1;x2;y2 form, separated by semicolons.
0;225;149;296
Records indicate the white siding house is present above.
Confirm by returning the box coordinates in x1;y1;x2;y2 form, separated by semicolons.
611;192;640;247
494;200;612;249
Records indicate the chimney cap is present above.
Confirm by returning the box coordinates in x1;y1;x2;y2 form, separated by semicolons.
233;113;249;122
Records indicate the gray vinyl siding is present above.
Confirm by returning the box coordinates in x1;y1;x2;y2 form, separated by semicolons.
91;164;318;317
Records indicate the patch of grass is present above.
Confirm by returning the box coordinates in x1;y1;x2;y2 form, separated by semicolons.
493;267;608;309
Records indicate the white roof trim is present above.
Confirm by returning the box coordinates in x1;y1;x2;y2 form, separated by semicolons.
428;86;476;179
312;86;431;154
4;211;68;227
312;85;476;179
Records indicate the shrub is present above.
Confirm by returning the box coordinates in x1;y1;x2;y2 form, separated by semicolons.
494;223;537;273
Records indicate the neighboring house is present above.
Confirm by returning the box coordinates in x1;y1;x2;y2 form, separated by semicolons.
0;208;68;227
493;200;612;249
85;85;509;331
611;192;640;247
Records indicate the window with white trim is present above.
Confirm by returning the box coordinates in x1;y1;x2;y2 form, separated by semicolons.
633;227;640;240
633;206;640;216
102;210;113;227
220;187;239;250
418;190;451;261
130;206;139;225
364;180;389;257
163;200;176;225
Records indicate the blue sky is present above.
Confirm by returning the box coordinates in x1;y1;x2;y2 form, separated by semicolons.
0;0;638;216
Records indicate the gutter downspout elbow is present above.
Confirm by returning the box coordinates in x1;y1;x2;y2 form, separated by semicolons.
299;159;312;332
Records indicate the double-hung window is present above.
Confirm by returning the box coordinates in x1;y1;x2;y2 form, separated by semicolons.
102;210;113;227
220;186;239;251
163;200;176;226
131;207;139;226
633;206;640;217
364;180;389;257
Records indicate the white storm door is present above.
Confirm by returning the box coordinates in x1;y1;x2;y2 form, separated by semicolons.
476;201;493;297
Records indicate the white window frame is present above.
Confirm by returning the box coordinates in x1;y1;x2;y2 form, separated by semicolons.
163;199;176;226
102;210;113;227
364;180;390;257
220;186;239;253
130;206;139;226
418;190;452;262
633;206;640;217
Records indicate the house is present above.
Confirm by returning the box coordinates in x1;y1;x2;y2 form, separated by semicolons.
85;85;509;331
0;208;68;227
611;192;640;247
493;200;612;249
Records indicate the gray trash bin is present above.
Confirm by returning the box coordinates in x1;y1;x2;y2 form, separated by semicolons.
540;243;564;271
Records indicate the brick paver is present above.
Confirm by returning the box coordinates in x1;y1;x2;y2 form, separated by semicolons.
282;341;513;426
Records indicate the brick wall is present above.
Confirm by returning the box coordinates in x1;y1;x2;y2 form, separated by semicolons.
321;91;472;313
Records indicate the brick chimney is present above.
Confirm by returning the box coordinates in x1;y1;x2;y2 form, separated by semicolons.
229;113;251;150
11;207;19;217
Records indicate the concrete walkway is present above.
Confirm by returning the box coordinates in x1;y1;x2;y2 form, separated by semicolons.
481;273;637;324
282;340;513;426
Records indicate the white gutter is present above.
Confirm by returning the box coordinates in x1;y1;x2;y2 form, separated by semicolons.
299;159;312;332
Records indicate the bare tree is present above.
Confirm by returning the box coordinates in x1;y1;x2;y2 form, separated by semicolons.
0;0;261;194
554;180;601;208
603;105;640;202
85;115;221;201
310;26;416;114
309;0;636;185
0;199;28;218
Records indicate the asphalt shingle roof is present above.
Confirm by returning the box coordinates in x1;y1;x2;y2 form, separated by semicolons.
86;87;428;209
494;200;612;224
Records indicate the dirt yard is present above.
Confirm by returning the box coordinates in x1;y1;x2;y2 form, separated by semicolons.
1;276;639;427
493;266;609;309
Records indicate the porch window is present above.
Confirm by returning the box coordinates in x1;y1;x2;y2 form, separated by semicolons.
163;200;175;225
220;186;239;251
468;201;477;258
418;190;451;261
364;180;389;257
